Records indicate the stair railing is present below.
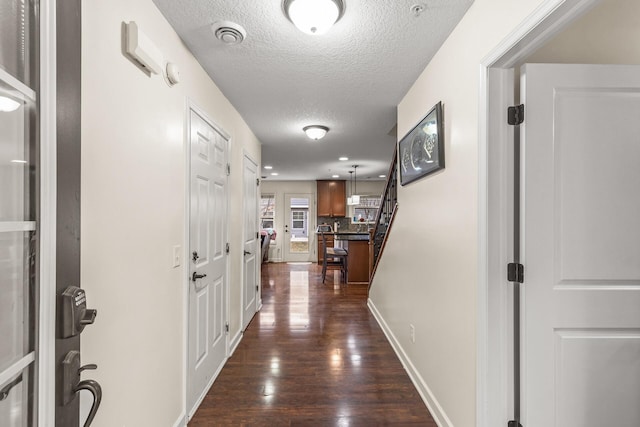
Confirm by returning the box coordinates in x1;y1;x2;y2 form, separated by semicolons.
369;146;399;287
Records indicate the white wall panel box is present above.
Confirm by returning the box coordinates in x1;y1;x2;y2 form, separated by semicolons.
124;21;164;75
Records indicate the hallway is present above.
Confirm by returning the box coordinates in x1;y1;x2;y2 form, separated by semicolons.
189;263;436;425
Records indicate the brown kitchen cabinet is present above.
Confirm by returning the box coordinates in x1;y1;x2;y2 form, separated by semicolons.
317;180;346;217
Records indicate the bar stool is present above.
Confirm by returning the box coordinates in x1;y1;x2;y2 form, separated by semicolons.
320;232;348;284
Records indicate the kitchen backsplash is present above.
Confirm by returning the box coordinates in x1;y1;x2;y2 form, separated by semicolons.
318;216;369;232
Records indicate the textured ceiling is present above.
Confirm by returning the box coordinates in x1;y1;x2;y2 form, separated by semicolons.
153;0;473;181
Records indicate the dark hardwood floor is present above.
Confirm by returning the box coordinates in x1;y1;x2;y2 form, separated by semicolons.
189;262;436;426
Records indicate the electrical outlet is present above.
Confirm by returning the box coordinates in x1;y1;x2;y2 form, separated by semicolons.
172;245;181;268
409;324;415;343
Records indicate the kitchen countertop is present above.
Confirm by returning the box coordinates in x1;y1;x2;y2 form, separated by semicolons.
315;230;370;240
334;231;370;241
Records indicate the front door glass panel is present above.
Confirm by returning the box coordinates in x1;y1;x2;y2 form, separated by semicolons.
0;0;38;425
289;198;309;253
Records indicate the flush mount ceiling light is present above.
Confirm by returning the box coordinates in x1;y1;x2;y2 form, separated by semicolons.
283;0;345;35
303;125;329;140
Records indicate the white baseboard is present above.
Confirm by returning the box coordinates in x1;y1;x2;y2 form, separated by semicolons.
172;412;187;427
367;299;454;427
229;329;243;356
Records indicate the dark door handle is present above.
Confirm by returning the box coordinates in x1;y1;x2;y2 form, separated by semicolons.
75;379;102;427
244;250;252;255
192;272;207;282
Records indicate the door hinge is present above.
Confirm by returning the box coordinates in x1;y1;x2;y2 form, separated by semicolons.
507;104;524;125
507;263;524;283
256;285;259;293
256;178;260;186
256;232;259;239
226;163;231;176
508;421;523;427
225;322;229;333
225;242;230;254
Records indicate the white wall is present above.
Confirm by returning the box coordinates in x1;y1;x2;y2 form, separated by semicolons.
368;1;555;426
527;0;640;65
80;0;260;425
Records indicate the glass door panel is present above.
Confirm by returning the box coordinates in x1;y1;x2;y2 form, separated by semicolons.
289;199;309;254
283;194;314;262
0;0;36;87
0;0;38;424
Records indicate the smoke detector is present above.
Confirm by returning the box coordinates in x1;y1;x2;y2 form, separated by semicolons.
211;21;247;45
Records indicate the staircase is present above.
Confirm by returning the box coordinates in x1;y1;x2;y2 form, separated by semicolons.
369;147;399;287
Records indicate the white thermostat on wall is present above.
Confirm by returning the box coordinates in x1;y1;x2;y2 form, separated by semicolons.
124;21;163;75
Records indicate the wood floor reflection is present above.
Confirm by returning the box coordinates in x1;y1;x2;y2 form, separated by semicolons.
189;262;436;426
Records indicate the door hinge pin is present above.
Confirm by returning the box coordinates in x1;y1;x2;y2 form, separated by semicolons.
226;163;231;176
256;178;260;186
507;104;525;125
508;421;523;427
225;322;229;333
507;263;524;283
225;242;230;254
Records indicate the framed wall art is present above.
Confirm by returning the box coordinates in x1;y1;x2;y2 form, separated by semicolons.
398;101;444;185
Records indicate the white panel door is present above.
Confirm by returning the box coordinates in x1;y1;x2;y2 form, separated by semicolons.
521;64;640;427
241;155;258;331
187;110;228;416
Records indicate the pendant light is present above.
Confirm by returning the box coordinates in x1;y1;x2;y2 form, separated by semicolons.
347;170;354;205
351;165;360;205
347;165;360;205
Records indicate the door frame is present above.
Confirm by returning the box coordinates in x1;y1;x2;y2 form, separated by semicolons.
39;0;58;423
241;151;260;332
477;0;600;425
182;100;231;420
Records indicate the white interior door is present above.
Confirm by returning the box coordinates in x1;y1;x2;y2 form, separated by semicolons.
241;154;259;331
283;193;314;262
521;63;640;427
187;109;229;417
0;1;45;424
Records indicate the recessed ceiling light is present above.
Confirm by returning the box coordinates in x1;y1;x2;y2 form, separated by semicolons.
264;165;273;169
271;172;279;176
379;174;386;178
332;174;339;178
11;159;27;164
339;156;348;161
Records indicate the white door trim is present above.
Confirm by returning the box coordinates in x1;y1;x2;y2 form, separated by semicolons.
477;0;600;426
182;99;231;421
38;0;57;423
